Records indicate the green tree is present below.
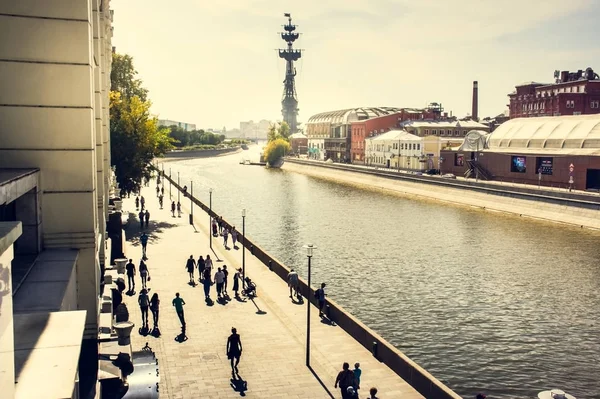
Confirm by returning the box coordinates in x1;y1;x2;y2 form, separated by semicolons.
267;121;291;142
263;138;291;166
110;53;173;194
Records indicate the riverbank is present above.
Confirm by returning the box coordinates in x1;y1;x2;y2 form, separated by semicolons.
283;159;600;230
160;146;242;161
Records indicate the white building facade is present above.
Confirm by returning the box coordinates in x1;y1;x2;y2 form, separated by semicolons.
365;130;425;169
158;119;197;131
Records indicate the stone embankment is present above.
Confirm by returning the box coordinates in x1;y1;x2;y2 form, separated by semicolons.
162;146;241;160
283;159;600;230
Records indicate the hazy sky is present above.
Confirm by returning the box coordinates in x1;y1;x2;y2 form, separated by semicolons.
111;0;600;130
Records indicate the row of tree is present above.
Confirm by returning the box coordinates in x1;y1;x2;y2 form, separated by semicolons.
164;125;225;148
110;54;174;194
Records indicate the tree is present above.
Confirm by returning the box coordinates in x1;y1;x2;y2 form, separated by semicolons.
263;138;291;166
110;53;173;194
267;121;291;142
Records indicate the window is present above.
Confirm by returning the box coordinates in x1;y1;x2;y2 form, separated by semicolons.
455;154;464;166
566;100;575;108
432;130;437;135
511;156;527;173
454;130;460;136
417;144;421;150
424;129;429;135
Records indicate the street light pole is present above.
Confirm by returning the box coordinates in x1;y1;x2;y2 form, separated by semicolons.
242;209;246;280
169;168;172;199
303;244;316;367
190;181;193;224
177;172;180;202
209;188;213;249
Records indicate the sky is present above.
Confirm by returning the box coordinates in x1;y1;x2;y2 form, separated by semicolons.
111;0;600;130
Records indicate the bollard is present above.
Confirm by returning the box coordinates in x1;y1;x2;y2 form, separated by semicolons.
372;341;378;358
268;260;272;271
250;245;254;255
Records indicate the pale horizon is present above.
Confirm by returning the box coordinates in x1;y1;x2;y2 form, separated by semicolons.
111;0;600;130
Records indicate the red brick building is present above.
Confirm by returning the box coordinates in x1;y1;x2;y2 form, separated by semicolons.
508;68;600;119
350;106;444;164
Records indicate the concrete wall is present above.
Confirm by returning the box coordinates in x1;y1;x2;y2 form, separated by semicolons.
0;243;16;399
163;147;241;159
0;0;113;338
158;167;461;399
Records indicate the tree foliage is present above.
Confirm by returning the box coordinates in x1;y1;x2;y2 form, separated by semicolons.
110;53;173;194
263;138;291;166
163;125;226;148
267;121;291;142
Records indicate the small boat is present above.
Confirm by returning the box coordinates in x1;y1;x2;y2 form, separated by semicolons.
241;144;249;150
239;159;251;165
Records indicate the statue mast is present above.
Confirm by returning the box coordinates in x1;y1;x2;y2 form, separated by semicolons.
278;13;302;133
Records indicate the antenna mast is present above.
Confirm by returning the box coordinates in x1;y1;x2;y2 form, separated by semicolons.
278;13;302;133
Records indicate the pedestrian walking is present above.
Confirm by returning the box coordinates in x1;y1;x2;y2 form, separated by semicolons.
172;292;186;327
144;210;150;228
353;363;362;391
223;228;229;248
222;265;229;294
125;258;136;291
215;267;225;299
205;255;213;275
316;283;327;318
138;210;145;229
140;195;145;210
161;186;164;196
202;268;212;299
140;232;149;258
185;255;196;283
159;194;163;209
233;268;242;297
135;196;140;210
335;362;356;399
211;218;218;236
138;288;150;329
197;255;205;282
139;259;150;289
346;387;359;399
369;387;380;399
150;293;160;329
231;226;238;248
287;269;299;299
226;327;243;373
218;216;224;235
177;201;181;217
156;185;160;197
171;201;176;217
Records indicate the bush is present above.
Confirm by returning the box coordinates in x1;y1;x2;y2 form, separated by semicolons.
263;139;291;165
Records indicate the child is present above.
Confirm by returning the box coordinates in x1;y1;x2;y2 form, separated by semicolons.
353;363;362;391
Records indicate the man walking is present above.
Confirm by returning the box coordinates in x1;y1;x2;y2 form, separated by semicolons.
223;227;229;248
135;196;140;210
159;194;163;209
215;267;225;299
161;186;164;196
177;201;182;217
140;195;145;211
222;265;229;295
125;259;136;292
287;269;299;299
138;210;145;229
156;185;160;197
138;289;150;329
226;327;243;374
335;362;356;399
185;255;196;284
172;293;186;329
171;201;176;217
140;232;149;258
145;210;150;228
316;283;327;318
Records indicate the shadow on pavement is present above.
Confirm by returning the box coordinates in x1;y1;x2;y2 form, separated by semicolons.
249;298;266;315
230;372;248;396
174;332;188;343
123;212;179;245
320;317;337;327
308;365;335;399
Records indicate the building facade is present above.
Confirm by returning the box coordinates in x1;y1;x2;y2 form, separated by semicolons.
508;68;600;119
364;130;424;169
158;119;197;131
400;119;489;138
289;132;308;154
240;119;271;139
0;0;115;397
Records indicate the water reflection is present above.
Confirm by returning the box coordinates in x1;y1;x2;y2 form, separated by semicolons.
168;147;600;399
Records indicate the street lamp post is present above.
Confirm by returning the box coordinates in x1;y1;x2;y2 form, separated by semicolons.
177;172;180;202
190;181;193;224
169;168;172;199
303;244;316;367
439;157;444;175
242;209;246;280
209;188;213;249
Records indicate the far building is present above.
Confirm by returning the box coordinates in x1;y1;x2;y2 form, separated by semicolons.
508;67;600;119
158;119;197;131
289;132;308;154
240;120;271;139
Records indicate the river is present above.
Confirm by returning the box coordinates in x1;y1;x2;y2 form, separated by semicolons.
162;144;600;399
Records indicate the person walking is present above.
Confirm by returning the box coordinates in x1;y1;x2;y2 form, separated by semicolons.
287;269;299;299
138;210;145;229
140;195;145;211
172;293;186;328
205;255;213;275
316;283;327;318
185;255;196;283
215;267;225;299
353;363;362;392
125;259;136;291
222;265;229;295
140;232;149;258
202;268;212;300
144;210;150;228
135;196;140;210
217;216;224;235
211;218;218;237
138;289;150;329
232;268;242;297
226;327;243;373
346;387;359;399
171;201;176;217
197;255;205;282
368;387;380;399
156;185;160;197
150;293;160;329
161;186;164;196
223;227;229;248
231;226;238;248
158;194;163;209
177;201;181;217
139;259;149;289
335;362;356;399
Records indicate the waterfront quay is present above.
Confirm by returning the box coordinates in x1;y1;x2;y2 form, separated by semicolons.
120;178;450;398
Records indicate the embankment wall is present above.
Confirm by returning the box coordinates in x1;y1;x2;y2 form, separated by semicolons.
162;147;241;160
154;166;461;399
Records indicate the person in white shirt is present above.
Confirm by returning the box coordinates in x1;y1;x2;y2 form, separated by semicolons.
214;267;225;299
287;269;300;299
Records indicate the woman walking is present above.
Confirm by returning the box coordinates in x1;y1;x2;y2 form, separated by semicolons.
203;267;212;300
211;218;218;237
197;255;205;282
150;293;160;330
231;227;238;248
185;255;196;284
227;327;243;373
233;268;242;297
223;228;229;248
171;201;176;217
139;259;150;289
205;255;213;276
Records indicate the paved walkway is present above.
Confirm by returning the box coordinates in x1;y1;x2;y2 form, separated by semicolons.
121;180;424;399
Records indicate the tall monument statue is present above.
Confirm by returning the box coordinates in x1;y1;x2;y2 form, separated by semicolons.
278;13;302;133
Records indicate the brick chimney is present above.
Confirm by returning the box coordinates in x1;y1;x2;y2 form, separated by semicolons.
472;81;479;121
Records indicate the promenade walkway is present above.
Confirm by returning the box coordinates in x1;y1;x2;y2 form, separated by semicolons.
121;180;424;399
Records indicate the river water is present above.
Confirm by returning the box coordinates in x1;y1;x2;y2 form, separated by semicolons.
163;145;600;399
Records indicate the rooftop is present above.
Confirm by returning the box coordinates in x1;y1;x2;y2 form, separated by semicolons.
368;129;421;141
400;119;487;130
307;107;401;125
